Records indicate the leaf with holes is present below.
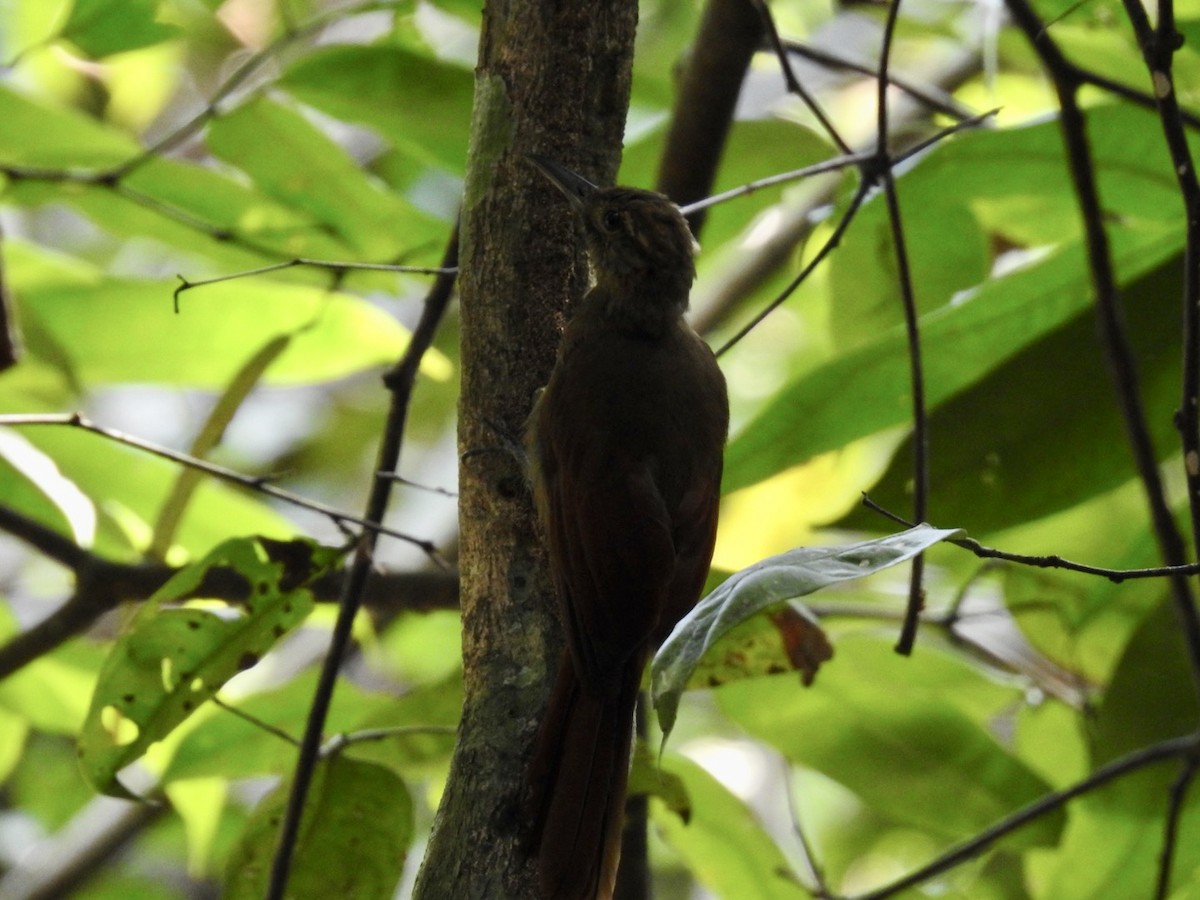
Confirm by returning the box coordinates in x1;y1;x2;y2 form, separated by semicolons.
651;525;962;741
77;536;340;797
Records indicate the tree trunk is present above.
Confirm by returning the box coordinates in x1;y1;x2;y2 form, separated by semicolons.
412;1;638;896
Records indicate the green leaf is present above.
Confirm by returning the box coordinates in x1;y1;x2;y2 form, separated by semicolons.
60;0;180;57
652;754;809;899
280;45;473;172
723;218;1181;494
652;525;961;739
1036;775;1200;899
0;84;138;167
719;637;1063;847
19;274;448;388
830;191;990;343
841;253;1188;533
206;97;444;259
1091;600;1200;791
149;333;294;557
162;673;461;783
13;427;298;558
223;755;413;900
0;426;89;545
0;707;28;786
77;536;336;796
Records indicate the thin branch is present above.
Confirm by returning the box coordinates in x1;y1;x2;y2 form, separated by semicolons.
748;0;852;155
782;38;975;121
871;0;929;657
707;110;995;354
714;178;871;358
1005;0;1200;703
377;473;459;498
319;724;458;756
1120;0;1200;568
1128;0;1200;879
173;259;458;307
211;695;301;746
0;503;458;678
781;760;831;897
105;0;410;182
0;413;440;558
655;0;763;235
681;151;875;218
266;222;460;900
862;495;1200;581
850;732;1200;899
1156;752;1199;899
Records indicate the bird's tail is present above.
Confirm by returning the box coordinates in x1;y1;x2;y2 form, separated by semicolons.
525;652;642;900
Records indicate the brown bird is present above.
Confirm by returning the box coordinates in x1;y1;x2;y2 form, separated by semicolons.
523;157;729;900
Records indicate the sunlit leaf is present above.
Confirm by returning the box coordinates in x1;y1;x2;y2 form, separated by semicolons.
0;84;138;167
20;275;449;387
280;44;473;171
652;753;809;899
77;536;338;796
207;97;445;259
0;426;89;544
60;0;180;57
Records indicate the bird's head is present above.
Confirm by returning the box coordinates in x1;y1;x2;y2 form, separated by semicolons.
528;155;697;312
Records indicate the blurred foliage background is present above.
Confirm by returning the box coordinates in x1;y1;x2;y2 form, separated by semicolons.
1;0;1199;897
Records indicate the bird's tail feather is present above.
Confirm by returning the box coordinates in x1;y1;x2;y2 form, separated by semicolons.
526;653;642;900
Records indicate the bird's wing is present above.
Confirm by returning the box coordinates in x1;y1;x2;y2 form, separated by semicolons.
542;444;676;695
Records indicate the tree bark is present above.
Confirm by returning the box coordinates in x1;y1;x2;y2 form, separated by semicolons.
412;1;638;896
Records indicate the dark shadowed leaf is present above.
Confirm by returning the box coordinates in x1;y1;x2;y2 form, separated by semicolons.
224;755;413;900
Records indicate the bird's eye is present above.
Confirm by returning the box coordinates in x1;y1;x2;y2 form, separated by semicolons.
602;209;623;232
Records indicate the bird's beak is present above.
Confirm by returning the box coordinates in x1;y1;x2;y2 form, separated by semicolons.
527;155;595;214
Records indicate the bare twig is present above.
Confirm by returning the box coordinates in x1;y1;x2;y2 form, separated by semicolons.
748;0;851;154
781;760;831;897
681;151;875;218
0;413;440;558
869;0;929;656
707;110;995;354
1110;3;1200;891
862;495;1200;581
211;695;301;746
173;259;458;308
1157;752;1199;899
319;724;458;756
1119;0;1200;572
782;38;975;121
266;223;460;900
